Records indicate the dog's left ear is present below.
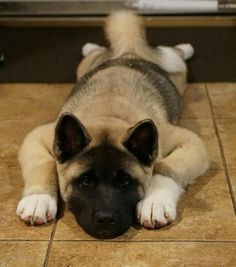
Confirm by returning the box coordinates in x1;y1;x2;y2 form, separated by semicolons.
53;113;91;163
123;119;158;166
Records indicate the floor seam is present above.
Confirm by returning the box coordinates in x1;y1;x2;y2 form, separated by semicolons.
0;239;51;242
48;240;236;243
43;221;58;267
0;239;235;243
205;83;236;214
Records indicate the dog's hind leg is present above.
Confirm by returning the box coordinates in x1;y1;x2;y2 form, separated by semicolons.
77;43;110;79
81;43;102;57
137;124;209;229
16;122;58;226
152;44;194;96
156;124;209;187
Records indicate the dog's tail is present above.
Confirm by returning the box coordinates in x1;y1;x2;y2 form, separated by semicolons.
105;11;147;57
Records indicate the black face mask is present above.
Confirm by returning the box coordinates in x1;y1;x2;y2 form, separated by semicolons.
68;169;141;239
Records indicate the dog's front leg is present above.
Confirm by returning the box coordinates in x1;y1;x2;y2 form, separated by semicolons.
16;123;58;225
137;124;209;229
137;174;183;229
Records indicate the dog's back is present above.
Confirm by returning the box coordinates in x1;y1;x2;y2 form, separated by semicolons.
62;11;194;130
77;11;193;91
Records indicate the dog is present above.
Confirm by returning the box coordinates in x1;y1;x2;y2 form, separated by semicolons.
16;11;209;239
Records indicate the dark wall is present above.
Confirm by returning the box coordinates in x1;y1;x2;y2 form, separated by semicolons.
0;26;235;83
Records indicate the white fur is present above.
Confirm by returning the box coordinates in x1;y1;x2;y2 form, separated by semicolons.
156;46;187;73
16;194;57;225
136;174;184;229
82;43;101;57
175;43;194;60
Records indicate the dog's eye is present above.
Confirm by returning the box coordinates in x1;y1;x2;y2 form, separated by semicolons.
119;177;134;189
79;176;95;188
121;180;132;188
117;171;135;189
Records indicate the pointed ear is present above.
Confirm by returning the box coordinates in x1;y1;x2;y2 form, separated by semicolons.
123;119;158;166
53;113;91;163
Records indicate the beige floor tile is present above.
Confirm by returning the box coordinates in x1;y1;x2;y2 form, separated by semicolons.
48;241;236;267
0;95;65;121
0;84;72;239
0;83;72;121
55;170;236;241
0;119;44;163
0;83;72;98
0;241;48;267
0;165;55;240
228;170;236;206
134;170;235;241
179;118;223;170
181;83;211;119
207;83;236;119
0;84;72;162
217;119;236;169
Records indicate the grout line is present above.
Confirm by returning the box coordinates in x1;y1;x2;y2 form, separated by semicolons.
0;239;235;243
43;220;58;267
43;240;236;244
205;83;236;214
0;239;52;242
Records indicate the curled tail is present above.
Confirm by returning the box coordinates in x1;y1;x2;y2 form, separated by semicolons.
105;11;147;57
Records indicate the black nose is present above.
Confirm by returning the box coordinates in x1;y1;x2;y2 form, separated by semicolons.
94;211;118;226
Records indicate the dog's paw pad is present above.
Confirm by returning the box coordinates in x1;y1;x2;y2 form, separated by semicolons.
136;197;177;229
21;215;32;225
143;220;154;229
16;194;57;226
34;217;45;226
46;212;54;222
164;204;176;223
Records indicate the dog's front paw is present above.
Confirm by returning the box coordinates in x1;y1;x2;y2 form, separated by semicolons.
136;174;183;229
16;194;57;225
136;195;177;229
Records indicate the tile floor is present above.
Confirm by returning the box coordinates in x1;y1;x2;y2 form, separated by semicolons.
0;83;235;267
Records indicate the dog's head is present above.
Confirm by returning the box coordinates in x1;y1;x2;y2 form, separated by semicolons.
53;113;158;239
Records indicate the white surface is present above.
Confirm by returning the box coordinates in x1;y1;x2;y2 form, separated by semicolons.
130;0;218;12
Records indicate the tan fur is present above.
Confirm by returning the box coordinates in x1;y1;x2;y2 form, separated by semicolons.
18;11;209;218
18;122;58;197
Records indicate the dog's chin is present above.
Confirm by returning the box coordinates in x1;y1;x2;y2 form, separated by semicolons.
83;226;130;239
76;216;132;239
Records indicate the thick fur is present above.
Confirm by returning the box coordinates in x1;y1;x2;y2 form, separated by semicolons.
17;11;209;238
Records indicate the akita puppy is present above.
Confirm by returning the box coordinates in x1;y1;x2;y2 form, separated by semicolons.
16;11;209;239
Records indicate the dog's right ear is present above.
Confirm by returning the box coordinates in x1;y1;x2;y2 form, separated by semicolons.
53;113;91;163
